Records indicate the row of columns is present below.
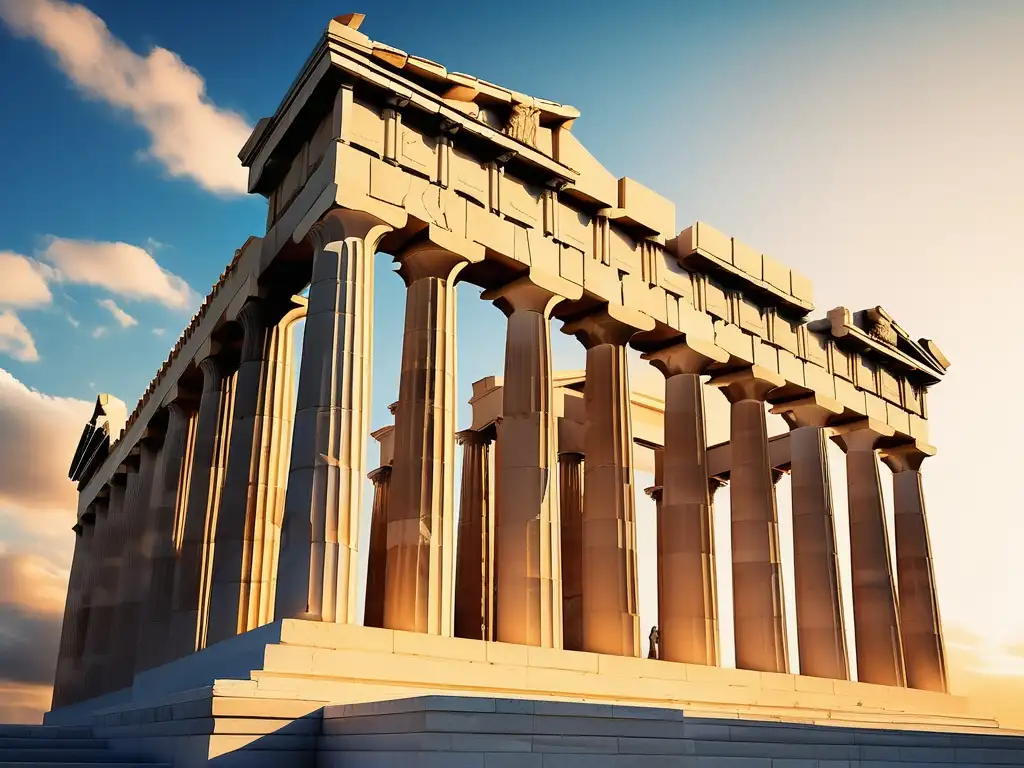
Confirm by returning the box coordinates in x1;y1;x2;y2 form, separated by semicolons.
264;207;945;695
53;297;305;707
55;205;946;709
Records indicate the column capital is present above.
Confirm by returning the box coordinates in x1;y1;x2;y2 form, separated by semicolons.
880;440;936;473
235;300;269;363
395;225;484;285
830;418;896;453
367;465;392;484
770;394;844;429
771;467;789;486
708;475;728;495
708;365;785;403
306;207;398;254
455;429;492;447
644;484;663;501
561;303;655;348
641;338;729;377
481;269;583;318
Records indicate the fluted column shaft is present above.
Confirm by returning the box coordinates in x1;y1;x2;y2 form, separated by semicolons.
81;472;129;698
109;441;160;689
363;466;392;628
136;400;195;671
169;355;234;658
65;502;104;705
277;212;394;623
772;396;849;680
559;451;584;652
454;430;493;640
563;305;653;657
208;300;305;644
260;314;302;626
882;444;946;692
712;366;789;674
52;515;93;707
385;244;472;636
485;273;579;648
835;421;906;687
644;340;728;666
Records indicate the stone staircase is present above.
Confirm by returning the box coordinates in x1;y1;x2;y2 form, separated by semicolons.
0;725;168;768
318;696;1024;767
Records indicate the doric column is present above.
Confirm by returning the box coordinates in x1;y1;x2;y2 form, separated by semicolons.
108;437;161;689
207;299;306;645
168;352;235;659
709;366;789;674
259;308;304;626
560;450;585;652
135;399;195;671
771;395;849;680
52;513;93;708
65;499;103;705
881;441;946;692
276;210;395;624
364;466;392;629
81;468;129;698
453;429;494;640
643;339;729;666
562;304;654;657
833;419;906;687
385;236;481;636
482;272;580;648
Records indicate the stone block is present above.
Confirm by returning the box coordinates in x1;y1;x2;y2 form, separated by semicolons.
617;177;676;239
762;255;791;294
393;630;488;663
731;239;762;276
527;646;597;673
553;129;618;208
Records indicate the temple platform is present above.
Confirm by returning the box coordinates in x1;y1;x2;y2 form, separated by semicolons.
38;620;1024;766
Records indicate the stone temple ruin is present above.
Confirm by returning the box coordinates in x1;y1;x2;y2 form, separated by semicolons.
25;11;1024;768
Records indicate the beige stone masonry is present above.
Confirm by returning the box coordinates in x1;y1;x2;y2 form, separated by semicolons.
833;419;906;688
483;270;580;649
169;353;235;659
881;441;948;694
453;429;493;641
276;209;399;624
643;338;729;667
562;304;654;658
385;232;481;636
710;366;789;675
771;394;850;682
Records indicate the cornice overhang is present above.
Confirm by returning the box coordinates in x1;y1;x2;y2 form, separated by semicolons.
241;31;579;199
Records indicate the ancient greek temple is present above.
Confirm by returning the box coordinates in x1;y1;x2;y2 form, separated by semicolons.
33;12;1024;768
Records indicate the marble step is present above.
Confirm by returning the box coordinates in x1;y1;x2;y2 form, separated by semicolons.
0;742;105;751
0;750;147;764
0;728;92;740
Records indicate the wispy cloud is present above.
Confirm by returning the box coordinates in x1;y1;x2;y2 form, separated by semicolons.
91;327;106;339
40;237;198;310
0;252;54;309
97;298;137;328
0;312;39;362
151;328;166;337
0;0;252;195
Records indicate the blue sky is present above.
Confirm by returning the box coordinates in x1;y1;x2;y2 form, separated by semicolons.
1;0;1024;723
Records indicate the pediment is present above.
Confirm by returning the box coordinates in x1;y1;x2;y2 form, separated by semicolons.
820;306;949;382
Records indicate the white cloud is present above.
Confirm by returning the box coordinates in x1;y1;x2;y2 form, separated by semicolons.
0;0;252;196
0;252;53;309
0;369;91;513
40;237;198;310
0;312;39;362
97;298;137;328
91;327;106;339
152;328;166;336
65;315;79;328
